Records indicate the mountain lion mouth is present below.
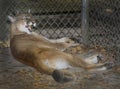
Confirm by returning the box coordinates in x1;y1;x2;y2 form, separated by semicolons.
26;21;37;32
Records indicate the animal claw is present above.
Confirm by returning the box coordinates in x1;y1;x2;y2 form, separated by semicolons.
104;62;114;69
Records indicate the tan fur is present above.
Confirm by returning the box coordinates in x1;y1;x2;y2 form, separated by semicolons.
9;13;109;83
30;32;78;51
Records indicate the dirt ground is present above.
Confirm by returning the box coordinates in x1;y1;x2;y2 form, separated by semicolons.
0;48;120;89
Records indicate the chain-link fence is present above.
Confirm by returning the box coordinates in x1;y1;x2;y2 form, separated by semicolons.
88;0;120;61
0;0;82;41
0;0;120;61
89;0;120;47
0;1;120;88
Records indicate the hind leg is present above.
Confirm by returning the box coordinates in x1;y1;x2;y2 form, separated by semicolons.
70;54;113;72
35;64;76;83
34;59;75;83
52;69;76;83
84;54;103;65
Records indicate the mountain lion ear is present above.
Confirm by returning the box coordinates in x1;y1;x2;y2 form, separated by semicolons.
28;9;31;13
16;10;20;15
8;15;16;22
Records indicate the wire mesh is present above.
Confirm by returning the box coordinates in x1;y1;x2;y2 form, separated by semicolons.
88;0;120;61
0;0;119;61
89;0;120;47
3;0;82;39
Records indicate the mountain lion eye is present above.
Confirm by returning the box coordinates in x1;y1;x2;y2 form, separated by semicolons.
28;22;32;25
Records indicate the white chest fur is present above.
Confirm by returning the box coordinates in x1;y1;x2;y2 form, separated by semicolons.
43;59;72;69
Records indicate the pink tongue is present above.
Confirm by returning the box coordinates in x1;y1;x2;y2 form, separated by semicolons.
25;25;32;32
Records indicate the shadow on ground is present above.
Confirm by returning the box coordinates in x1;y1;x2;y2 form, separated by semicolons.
0;48;120;89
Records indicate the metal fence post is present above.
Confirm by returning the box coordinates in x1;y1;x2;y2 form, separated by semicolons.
81;0;89;46
0;0;10;41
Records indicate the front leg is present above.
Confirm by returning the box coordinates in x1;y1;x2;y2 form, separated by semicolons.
50;37;79;50
32;32;79;50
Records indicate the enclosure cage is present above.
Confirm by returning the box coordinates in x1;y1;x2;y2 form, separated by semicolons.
0;0;120;62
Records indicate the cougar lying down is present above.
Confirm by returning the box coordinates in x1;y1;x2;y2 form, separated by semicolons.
8;12;113;83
